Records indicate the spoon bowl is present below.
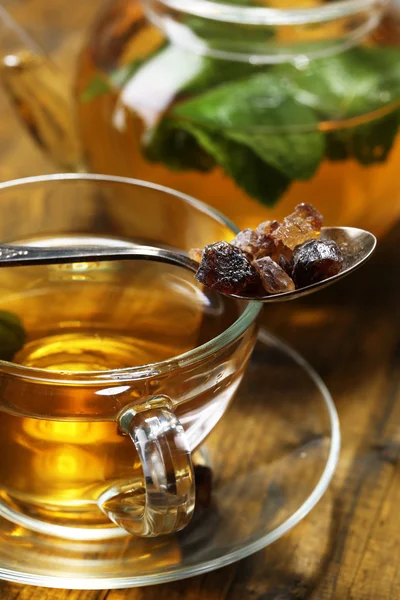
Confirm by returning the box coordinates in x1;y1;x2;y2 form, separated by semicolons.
0;226;376;303
234;225;377;303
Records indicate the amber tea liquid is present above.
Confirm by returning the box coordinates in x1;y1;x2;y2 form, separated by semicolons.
0;235;240;533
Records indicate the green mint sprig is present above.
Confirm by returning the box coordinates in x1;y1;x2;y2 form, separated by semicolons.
82;44;400;206
0;310;26;361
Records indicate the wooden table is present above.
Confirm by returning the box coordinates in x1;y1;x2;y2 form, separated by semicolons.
1;1;400;598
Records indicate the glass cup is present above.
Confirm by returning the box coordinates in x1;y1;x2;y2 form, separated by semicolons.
0;173;261;540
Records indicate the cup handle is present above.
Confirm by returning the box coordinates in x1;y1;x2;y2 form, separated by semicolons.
99;396;195;537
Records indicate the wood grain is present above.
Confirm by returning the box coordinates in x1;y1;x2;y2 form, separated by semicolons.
1;1;400;598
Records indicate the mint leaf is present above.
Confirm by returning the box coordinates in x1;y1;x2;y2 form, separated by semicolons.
216;139;291;207
326;130;351;162
145;119;215;172
228;128;324;181
262;47;400;169
326;111;399;164
146;118;290;206
184;122;290;206
0;311;26;361
352;111;399;165
285;47;400;166
174;71;325;180
281;47;400;166
284;47;400;120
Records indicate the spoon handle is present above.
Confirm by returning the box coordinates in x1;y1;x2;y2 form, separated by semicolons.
0;244;198;272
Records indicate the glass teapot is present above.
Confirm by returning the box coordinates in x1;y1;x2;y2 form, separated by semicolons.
2;0;400;236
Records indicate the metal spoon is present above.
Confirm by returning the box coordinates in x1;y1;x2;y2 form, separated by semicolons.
0;226;376;303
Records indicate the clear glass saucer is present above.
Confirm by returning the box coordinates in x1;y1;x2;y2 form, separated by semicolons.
0;329;340;590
